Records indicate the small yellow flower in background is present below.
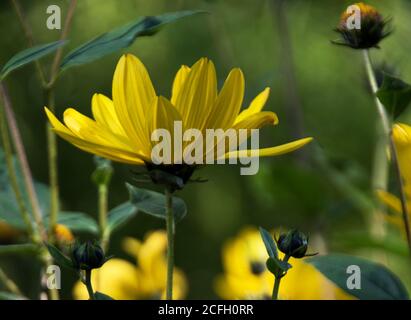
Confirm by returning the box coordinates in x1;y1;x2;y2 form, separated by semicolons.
0;221;21;243
54;224;74;245
45;54;312;167
378;123;411;232
73;230;187;300
214;227;353;300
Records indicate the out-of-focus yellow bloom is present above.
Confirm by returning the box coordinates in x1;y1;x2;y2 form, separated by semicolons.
54;224;74;245
214;227;354;300
378;123;411;232
73;230;187;300
0;221;20;243
45;54;312;166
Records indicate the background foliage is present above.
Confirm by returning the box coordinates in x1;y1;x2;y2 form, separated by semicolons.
1;0;411;299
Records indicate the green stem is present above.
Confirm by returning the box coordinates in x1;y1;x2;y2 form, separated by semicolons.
98;184;108;251
272;255;290;300
85;269;95;300
165;188;174;300
272;276;281;300
0;83;46;240
363;49;411;256
46;89;59;241
0;267;23;297
0;98;35;241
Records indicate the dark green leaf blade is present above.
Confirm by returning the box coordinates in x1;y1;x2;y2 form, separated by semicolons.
45;243;73;269
61;11;206;71
259;227;278;259
307;254;409;300
0;40;67;80
376;73;411;119
107;201;138;234
57;211;99;235
126;183;187;223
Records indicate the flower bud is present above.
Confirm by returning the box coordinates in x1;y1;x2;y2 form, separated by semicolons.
71;241;106;270
334;3;391;49
276;230;308;258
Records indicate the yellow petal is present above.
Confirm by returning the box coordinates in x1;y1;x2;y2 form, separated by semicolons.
222;137;313;160
171;65;191;105
44;107;73;136
91;93;126;136
174;58;217;130
112;54;155;155
148;96;183;163
53;129;146;165
234;88;271;124
206;68;245;130
63;108;134;152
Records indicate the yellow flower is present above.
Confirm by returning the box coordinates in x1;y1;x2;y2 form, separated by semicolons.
378;123;411;232
54;224;74;245
45;54;312;167
214;227;354;300
73;230;187;300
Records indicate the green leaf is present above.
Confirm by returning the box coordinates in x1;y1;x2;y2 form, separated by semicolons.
94;291;114;300
0;149;50;230
0;292;26;300
376;73;411;119
307;254;409;300
0;40;67;80
57;211;99;235
126;183;187;223
107;201;138;234
0;244;39;255
266;257;291;277
259;227;278;259
45;243;73;269
60;11;206;71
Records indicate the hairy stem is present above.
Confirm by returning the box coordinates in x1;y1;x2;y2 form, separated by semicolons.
0;97;35;241
363;49;411;255
98;184;108;251
165;189;175;300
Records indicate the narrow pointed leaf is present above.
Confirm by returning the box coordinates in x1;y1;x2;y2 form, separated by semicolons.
126;183;187;223
259;227;278;259
107;201;138;234
45;243;73;269
61;11;206;71
94;291;115;300
0;40;67;80
376;73;411;119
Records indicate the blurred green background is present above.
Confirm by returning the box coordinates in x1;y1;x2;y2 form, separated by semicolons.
1;0;411;299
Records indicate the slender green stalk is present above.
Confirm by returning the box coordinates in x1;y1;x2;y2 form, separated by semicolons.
84;270;95;300
165;189;175;300
363;49;411;255
272;255;289;300
272;276;281;300
45;89;59;241
10;0;47;86
0;98;35;241
98;184;109;251
45;0;77;240
0;267;23;297
0;83;46;239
